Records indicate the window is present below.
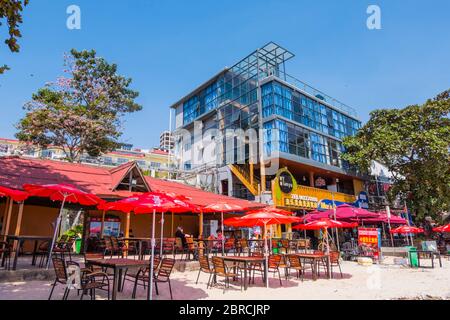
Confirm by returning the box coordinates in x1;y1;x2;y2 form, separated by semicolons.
260;81;361;140
150;161;161;168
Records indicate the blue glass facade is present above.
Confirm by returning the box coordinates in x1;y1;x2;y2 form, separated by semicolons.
262;81;360;140
177;43;361;171
263;118;344;167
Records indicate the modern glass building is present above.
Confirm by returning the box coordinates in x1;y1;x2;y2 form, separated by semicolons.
170;43;365;211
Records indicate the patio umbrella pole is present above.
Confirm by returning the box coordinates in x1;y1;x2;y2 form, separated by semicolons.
325;228;331;279
47;195;67;269
332;194;340;251
264;221;269;288
160;212;164;257
148;209;156;300
221;211;224;255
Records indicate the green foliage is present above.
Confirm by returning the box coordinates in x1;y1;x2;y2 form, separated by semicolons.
16;49;142;162
0;0;28;73
63;224;83;239
342;89;450;221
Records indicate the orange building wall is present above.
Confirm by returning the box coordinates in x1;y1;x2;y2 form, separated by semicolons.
1;202;59;252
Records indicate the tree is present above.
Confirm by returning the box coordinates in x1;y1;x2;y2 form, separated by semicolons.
16;49;142;162
0;0;28;74
342;89;450;222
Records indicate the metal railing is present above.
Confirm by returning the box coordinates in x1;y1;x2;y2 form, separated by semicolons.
265;71;358;118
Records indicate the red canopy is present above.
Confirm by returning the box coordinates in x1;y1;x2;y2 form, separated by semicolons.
0;186;29;202
246;207;294;216
224;210;301;227
390;226;424;234
293;218;358;230
433;224;450;233
361;214;407;225
99;192;192;214
23;183;103;206
304;204;379;222
203;201;247;213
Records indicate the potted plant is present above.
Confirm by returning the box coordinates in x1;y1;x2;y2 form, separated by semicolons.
63;224;84;254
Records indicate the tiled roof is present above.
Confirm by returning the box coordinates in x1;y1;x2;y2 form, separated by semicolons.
144;176;264;209
0;156;264;209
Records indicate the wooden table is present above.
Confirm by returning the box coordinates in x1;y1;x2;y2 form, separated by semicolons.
86;258;150;300
222;256;267;290
119;237;152;260
5;235;52;270
292;253;330;281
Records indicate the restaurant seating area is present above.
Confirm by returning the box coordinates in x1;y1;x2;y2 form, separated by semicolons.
1;180;448;301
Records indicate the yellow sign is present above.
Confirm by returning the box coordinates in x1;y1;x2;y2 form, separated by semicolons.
272;168;356;211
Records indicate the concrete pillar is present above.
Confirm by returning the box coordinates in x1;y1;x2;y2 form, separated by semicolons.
309;172;315;187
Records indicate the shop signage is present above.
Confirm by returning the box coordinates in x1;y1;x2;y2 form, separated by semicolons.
358;228;381;260
279;171;294;193
272;168;357;210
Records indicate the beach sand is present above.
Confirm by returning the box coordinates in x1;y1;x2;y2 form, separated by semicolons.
0;257;449;300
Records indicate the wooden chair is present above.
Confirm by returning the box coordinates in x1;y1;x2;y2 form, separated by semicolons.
224;238;236;255
53;236;75;261
48;257;110;300
196;255;214;288
161;238;175;258
314;250;328;277
103;236;114;258
174;238;185;259
0;241;11;270
37;240;50;268
279;239;290;254
185;237;198;260
330;251;343;278
251;254;283;286
128;256;161;296
84;252;110;275
133;258;174;299
287;254;304;281
236;238;249;256
211;256;242;293
110;236;127;258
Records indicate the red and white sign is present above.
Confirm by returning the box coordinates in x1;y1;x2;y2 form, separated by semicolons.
358;227;381;260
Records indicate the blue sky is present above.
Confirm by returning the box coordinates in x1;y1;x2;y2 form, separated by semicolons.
1;0;449;148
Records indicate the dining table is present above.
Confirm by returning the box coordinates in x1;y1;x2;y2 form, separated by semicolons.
5;235;53;270
85;258;150;300
222;255;267;290
292;252;330;280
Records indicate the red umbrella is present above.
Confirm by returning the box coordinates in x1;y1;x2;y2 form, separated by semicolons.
389;226;424;234
224;210;301;288
204;201;247;255
433;224;450;233
292;218;358;230
100;192;191;300
359;214;408;225
225;211;302;227
293;218;357;279
246;206;294;216
23;183;103;269
0;186;29;202
24;184;102;206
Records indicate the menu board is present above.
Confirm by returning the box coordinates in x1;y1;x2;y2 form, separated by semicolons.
358;228;381;260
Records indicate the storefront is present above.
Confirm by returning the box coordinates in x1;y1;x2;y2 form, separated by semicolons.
272;168;358;211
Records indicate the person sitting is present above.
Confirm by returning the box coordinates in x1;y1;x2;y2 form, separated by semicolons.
175;226;191;248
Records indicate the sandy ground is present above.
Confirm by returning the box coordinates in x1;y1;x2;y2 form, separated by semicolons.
0;257;449;300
